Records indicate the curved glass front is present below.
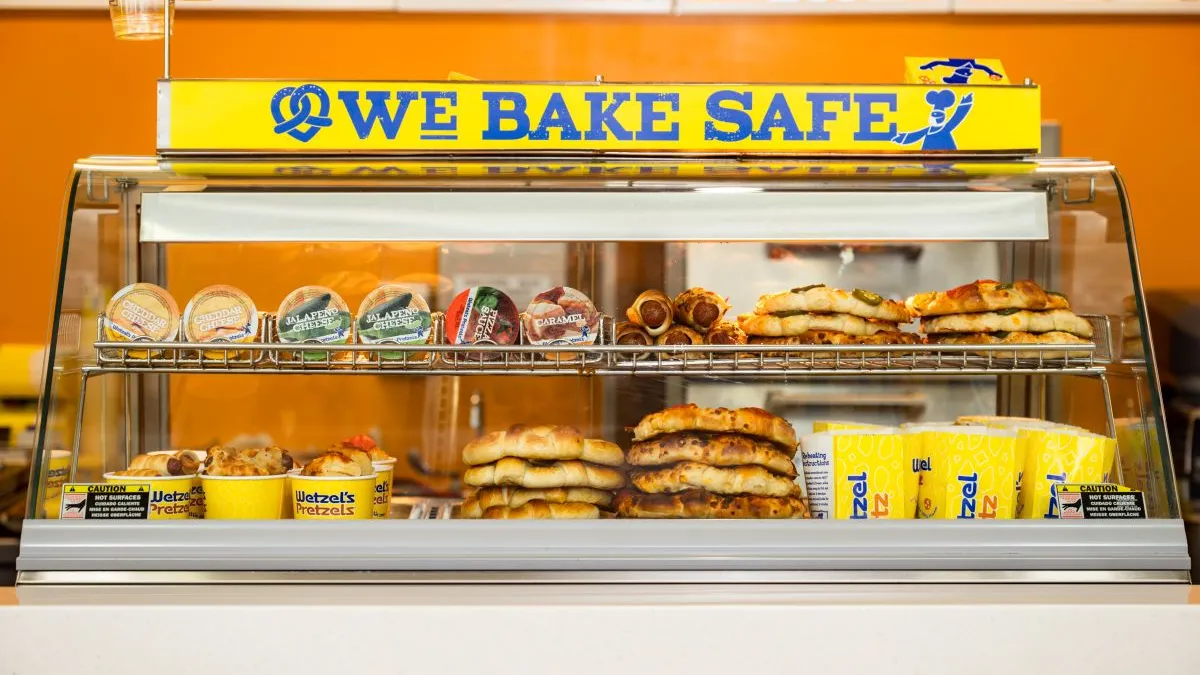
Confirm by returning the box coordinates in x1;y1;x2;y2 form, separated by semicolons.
20;156;1183;577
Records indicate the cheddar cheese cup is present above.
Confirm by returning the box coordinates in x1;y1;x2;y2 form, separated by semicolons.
183;285;259;360
103;282;180;359
1017;428;1115;519
43;450;72;519
799;429;911;520
104;472;196;520
371;459;396;519
200;474;286;520
290;474;375;520
914;427;1018;520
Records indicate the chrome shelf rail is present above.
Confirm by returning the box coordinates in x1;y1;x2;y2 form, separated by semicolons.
86;314;1113;378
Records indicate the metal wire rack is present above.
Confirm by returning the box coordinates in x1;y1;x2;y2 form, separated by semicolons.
87;313;1114;377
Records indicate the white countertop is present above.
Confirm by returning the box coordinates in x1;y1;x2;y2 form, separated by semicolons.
2;583;1200;674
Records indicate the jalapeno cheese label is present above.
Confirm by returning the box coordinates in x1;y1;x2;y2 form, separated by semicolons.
276;286;352;357
357;285;432;358
104;283;180;343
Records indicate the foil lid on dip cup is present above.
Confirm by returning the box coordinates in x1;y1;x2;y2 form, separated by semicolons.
276;285;352;362
356;284;432;361
183;284;259;359
445;286;519;360
522;286;601;347
104;283;180;357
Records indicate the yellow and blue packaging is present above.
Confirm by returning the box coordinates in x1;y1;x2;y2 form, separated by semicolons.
912;427;1019;520
1018;429;1116;519
799;429;911;520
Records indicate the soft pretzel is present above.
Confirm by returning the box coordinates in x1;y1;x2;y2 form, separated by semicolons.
631;404;798;452
614;321;653;347
754;285;912;323
672;287;731;333
906;279;1070;317
171;450;202;475
705;322;747;346
128;453;184;476
626;290;673;337
461;487;613;518
921;309;1093;338
628;433;796;477
112;468;161;478
475;501;602;520
340;434;394;462
739;312;899;338
206;459;269;477
631;462;799;497
614;489;809;519
655;325;704;347
241;446;296;475
463;457;625;490
302;450;374;477
926;331;1093;358
203;445;297;477
461;425;623;467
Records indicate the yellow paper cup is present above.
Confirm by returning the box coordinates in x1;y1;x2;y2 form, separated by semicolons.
281;469;302;519
915;427;1018;520
149;450;207;518
371;459;396;519
812;421;887;433
1018;429;1113;519
799;429;909;520
290;474;375;520
201;474;286;520
43;450;72;519
104;472;196;520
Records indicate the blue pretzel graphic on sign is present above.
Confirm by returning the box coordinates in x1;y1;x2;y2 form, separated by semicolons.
271;84;333;142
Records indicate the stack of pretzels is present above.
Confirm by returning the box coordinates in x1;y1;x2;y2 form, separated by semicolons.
460;425;626;519
614;404;809;519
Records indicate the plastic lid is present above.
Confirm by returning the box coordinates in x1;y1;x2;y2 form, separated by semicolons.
103;283;180;343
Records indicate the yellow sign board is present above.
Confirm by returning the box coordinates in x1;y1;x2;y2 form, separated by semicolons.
905;58;1011;86
164;160;1037;180
160;80;1040;155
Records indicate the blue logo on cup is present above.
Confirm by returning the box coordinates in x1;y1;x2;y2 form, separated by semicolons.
271;84;333;142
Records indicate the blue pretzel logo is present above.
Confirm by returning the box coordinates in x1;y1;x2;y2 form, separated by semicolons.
271;84;333;142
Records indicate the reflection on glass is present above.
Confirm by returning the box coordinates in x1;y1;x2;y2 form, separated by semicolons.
108;0;174;41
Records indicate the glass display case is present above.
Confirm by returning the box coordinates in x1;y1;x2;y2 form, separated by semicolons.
15;152;1188;583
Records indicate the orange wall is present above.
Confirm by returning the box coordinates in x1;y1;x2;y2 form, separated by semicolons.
2;11;1200;343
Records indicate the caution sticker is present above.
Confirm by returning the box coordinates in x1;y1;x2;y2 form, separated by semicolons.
60;484;151;520
1054;484;1146;520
